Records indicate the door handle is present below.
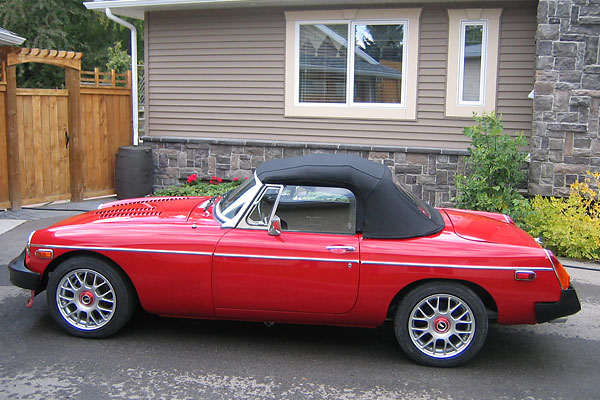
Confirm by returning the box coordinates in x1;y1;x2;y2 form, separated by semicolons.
326;245;356;254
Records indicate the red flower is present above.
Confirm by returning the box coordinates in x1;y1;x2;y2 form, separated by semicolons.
211;176;217;181
233;177;239;181
187;174;198;184
217;177;223;183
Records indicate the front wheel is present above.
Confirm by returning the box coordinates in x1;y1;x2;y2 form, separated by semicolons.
47;256;136;338
394;282;488;367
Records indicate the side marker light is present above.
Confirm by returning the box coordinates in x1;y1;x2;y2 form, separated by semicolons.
515;270;536;281
34;249;54;259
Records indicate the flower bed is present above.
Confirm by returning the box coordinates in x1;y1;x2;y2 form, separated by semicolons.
153;175;244;197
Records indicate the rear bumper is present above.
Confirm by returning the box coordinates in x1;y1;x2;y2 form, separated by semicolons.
8;250;42;291
535;287;581;323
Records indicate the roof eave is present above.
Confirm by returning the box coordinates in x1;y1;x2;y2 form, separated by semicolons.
0;31;26;46
83;0;530;20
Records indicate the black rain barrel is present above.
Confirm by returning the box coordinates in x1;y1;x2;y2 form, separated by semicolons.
115;145;153;199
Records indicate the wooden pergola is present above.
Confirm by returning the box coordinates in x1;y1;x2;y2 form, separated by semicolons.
1;47;84;210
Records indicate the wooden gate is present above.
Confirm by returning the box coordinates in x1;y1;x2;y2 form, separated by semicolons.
16;89;70;205
0;48;132;210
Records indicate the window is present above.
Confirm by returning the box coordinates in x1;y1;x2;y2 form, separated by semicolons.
247;186;281;226
459;22;485;104
244;185;356;234
445;9;501;117
277;186;356;234
285;9;421;120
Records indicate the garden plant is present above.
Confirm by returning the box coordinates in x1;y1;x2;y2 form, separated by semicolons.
453;112;530;223
153;175;243;197
527;172;600;260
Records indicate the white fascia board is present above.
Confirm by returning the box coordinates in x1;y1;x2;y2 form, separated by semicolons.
0;31;26;46
83;0;519;19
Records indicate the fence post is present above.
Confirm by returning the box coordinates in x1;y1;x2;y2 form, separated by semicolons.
66;68;83;201
5;64;21;210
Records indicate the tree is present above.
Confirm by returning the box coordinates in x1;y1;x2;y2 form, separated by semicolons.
0;0;143;88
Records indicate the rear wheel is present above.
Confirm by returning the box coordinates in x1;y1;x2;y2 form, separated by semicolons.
394;282;488;367
47;256;136;338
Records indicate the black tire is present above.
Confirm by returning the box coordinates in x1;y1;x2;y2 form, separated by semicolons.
394;282;488;367
46;255;136;338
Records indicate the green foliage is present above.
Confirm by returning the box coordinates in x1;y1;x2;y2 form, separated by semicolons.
454;112;530;222
153;175;244;197
525;172;600;260
0;0;143;88
106;41;131;73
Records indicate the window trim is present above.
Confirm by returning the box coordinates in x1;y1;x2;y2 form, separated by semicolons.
458;20;487;106
445;8;501;118
285;8;421;121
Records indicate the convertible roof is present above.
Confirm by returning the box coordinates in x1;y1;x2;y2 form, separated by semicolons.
256;154;445;239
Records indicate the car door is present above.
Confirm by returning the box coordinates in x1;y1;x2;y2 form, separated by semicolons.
212;185;360;315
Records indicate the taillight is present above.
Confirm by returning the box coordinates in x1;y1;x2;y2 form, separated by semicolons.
545;250;571;290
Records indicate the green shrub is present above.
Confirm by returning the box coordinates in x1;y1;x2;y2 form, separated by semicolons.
454;112;530;223
153;174;244;197
526;172;600;260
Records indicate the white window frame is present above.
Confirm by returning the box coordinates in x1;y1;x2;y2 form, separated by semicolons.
285;9;421;121
445;9;501;118
349;20;409;108
458;20;487;106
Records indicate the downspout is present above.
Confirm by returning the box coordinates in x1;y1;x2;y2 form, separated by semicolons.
105;8;139;146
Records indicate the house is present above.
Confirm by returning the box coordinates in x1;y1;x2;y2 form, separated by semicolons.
84;0;600;205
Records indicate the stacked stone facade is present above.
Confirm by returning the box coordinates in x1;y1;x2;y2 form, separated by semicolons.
531;0;600;196
143;137;468;208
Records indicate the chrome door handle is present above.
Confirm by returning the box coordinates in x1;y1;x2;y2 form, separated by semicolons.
326;245;356;253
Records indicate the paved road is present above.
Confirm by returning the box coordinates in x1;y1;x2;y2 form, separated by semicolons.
1;215;599;399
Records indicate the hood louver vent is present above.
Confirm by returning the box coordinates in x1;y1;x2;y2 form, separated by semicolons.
95;206;162;219
110;197;191;207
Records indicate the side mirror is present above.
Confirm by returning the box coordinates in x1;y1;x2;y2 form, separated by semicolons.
268;215;282;236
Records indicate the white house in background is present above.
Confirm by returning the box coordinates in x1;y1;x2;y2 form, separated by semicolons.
0;27;25;46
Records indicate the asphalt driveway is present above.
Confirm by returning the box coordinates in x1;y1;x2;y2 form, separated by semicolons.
1;201;599;399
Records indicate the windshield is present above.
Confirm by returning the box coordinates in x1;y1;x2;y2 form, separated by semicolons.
391;173;432;219
216;176;259;221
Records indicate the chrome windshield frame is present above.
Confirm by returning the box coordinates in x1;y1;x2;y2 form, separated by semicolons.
214;172;264;228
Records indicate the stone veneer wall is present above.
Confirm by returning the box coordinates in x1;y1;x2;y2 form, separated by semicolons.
531;0;600;196
142;137;468;208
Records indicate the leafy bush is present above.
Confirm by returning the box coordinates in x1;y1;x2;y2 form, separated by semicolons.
153;174;244;197
526;172;600;260
454;112;530;222
106;41;131;73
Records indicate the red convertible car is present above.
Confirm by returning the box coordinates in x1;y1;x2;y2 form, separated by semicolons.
9;154;580;367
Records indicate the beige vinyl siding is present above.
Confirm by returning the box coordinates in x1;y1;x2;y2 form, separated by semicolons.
497;6;537;130
146;4;535;150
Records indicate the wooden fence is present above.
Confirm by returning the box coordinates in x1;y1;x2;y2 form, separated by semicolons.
0;48;132;209
80;82;132;199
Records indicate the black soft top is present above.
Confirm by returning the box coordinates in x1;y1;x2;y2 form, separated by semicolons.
256;154;445;239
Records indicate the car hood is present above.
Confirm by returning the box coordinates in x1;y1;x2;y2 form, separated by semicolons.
442;208;539;248
49;196;213;228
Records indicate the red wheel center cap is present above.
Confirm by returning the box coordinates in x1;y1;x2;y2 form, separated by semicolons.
433;317;450;333
80;291;94;306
